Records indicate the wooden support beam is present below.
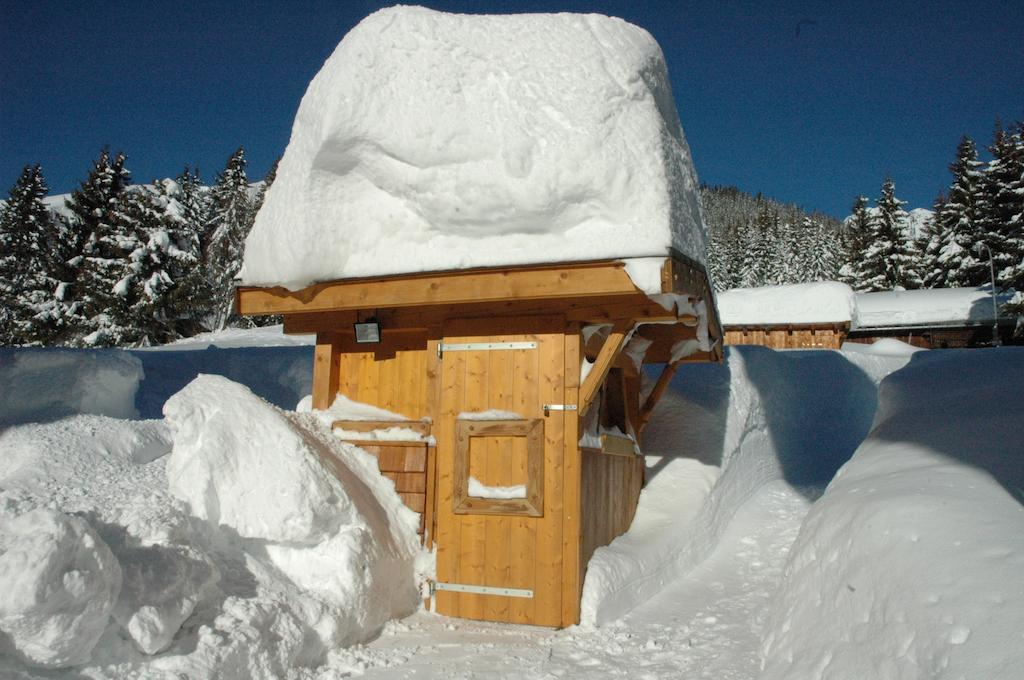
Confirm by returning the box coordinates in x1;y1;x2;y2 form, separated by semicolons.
637;361;680;433
312;332;341;410
237;260;645;316
579;319;631;415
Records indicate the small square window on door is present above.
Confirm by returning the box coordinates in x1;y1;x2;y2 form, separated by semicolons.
453;419;544;517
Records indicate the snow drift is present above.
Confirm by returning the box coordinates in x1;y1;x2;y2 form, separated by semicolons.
241;6;706;289
761;348;1024;679
581;345;909;625
164;375;422;649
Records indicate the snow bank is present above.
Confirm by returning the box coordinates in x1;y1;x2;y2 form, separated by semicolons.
717;282;858;326
164;375;421;647
854;286;1014;328
241;6;706;289
0;348;143;425
581;345;907;624
762;348;1024;680
0;499;121;668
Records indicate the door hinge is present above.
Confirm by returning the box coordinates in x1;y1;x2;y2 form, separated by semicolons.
437;341;537;359
433;581;534;598
543;404;578;416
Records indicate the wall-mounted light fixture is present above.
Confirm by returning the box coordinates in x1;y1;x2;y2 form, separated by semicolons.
353;317;381;344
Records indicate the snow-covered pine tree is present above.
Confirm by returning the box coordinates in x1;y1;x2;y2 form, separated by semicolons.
0;165;61;344
203;147;253;330
165;167;213;335
738;202;776;287
933;136;989;287
838;196;872;289
918;194;946;288
982;121;1024;291
859;178;921;291
803;217;841;282
63;149;134;345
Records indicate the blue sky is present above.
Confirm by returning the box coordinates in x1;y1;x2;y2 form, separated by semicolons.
1;0;1022;218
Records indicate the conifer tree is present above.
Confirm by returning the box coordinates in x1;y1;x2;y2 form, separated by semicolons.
859;178;920;291
982;121;1024;290
162;168;211;335
933;136;989;287
65;150;135;345
839;196;872;289
0;165;59;344
203;147;253;330
917;195;946;288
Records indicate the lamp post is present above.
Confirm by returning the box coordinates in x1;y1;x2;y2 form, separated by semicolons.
978;242;1001;347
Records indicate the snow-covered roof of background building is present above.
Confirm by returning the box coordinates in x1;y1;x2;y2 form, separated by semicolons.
854;287;1015;329
717;282;858;326
240;7;706;290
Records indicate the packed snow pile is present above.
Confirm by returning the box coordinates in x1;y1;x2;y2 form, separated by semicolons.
0;371;422;677
241;6;705;289
0;500;122;668
854;286;1015;328
163;376;422;647
761;348;1024;679
581;344;903;624
0;348;143;426
717;282;858;326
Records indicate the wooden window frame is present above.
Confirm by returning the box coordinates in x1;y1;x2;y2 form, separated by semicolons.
453;419;544;517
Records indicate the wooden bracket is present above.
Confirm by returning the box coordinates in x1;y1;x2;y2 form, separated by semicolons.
579;319;632;415
637;360;681;433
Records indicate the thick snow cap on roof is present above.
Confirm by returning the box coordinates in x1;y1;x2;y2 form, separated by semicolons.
717;282;858;326
854;287;1015;329
240;6;706;290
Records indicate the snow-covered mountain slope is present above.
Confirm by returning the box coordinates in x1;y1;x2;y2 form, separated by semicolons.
1;327;1021;679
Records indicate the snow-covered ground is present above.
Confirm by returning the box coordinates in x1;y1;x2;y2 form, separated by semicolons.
1;325;1022;678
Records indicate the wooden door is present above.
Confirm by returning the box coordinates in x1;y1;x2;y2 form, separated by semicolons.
434;315;566;626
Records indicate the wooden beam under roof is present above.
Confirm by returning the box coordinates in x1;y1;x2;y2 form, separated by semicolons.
238;259;655;316
238;255;716;316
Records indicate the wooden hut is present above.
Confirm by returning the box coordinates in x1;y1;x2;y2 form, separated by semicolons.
234;6;723;627
717;282;856;350
237;254;721;628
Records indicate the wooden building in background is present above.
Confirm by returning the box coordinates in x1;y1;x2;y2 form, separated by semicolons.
723;321;850;350
237;254;721;628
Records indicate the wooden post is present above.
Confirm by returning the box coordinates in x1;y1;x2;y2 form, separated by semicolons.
637;360;680;433
312;332;341;410
561;323;582;627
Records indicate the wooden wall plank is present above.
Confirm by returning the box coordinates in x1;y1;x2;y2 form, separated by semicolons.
561;323;582;627
458;333;489;621
534;316;564;627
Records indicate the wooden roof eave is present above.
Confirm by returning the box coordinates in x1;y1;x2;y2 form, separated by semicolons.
236;253;724;360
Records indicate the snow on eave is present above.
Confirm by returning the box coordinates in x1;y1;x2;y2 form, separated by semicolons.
717;282;857;327
852;287;1016;330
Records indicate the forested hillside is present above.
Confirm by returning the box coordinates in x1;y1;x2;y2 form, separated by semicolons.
2;120;1022;347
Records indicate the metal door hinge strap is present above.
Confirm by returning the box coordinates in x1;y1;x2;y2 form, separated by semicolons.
438;341;537;358
433;582;534;598
543;404;577;416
